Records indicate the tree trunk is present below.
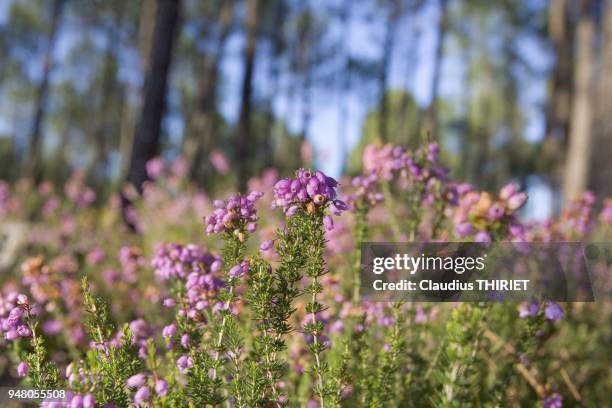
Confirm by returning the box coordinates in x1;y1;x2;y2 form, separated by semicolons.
23;0;65;181
119;0;157;182
546;0;573;144
589;0;612;197
235;0;260;192
184;0;234;181
378;0;400;143
562;0;594;202
540;0;573;187
423;0;448;138
125;0;180;192
262;0;286;170
93;8;125;181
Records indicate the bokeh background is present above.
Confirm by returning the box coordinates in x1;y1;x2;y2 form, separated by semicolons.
0;0;610;216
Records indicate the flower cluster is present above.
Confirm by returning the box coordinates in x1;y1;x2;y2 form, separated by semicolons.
152;242;219;281
363;144;405;180
272;169;347;217
118;246;146;283
41;392;95;408
126;372;169;405
1;293;32;341
451;182;528;242
152;243;224;321
557;191;596;238
346;172;384;209
205;191;263;238
1;149;610;406
600;198;612;223
363;142;448;184
518;301;565;321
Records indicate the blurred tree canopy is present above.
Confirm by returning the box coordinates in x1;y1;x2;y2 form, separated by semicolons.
0;0;610;207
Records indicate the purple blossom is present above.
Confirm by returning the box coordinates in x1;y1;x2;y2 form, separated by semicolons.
507;192;528;211
17;361;28;377
544;302;564;321
134;386;151;405
347;172;385;208
69;394;83;408
180;334;190;348
260;240;273;251
229;261;250;278
152;243;218;281
487;203;505;220
323;215;334;231
127;373;146;388
42;320;63;335
177;355;193;372
474;231;492;243
205;192;263;236
155;379;169;397
455;222;473;237
162;324;176;338
272;169;346;216
519;302;538;318
499;182;519;201
542;393;563;408
82;394;95;408
146;157;165;179
162;298;176;308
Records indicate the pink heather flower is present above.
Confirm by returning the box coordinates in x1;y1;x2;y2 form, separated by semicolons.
209;149;230;174
229;261;250;278
519;302;538;318
82;394;95;408
260;240;273;251
7;307;24;325
272;169;346;216
507;192;528;211
146;157;165;179
162;298;176;308
16;325;31;337
205;192;263;235
474;231;491;243
127;373;146;388
509;221;526;241
177;355;193;372
85;248;105;266
16;294;28;305
542;393;563;408
599;199;612;223
134;386;150;405
4;326;20;340
544;302;564;321
180;334;190;348
499;182;519;201
455;222;473;237
155;379;169;396
487;203;505;220
211;260;222;272
42;320;63;335
151;242;218;281
69;394;83;408
162;324;176;338
17;361;28;377
323;215;334;231
347;172;384;209
229;264;242;278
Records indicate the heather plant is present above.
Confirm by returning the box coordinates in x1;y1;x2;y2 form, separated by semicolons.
0;143;611;407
